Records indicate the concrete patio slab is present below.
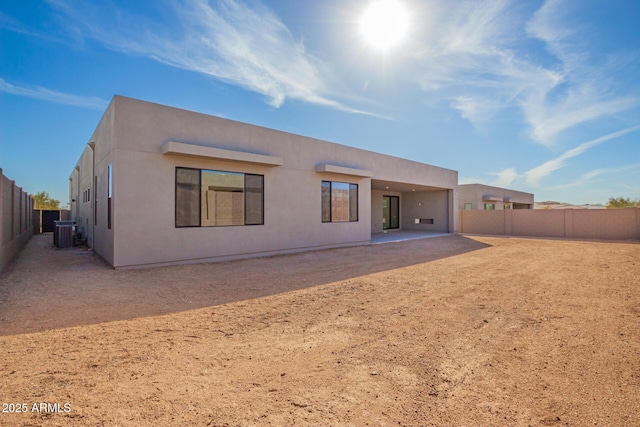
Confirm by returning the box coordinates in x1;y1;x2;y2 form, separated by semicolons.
370;230;453;244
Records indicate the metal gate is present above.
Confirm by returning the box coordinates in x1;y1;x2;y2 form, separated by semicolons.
42;210;60;232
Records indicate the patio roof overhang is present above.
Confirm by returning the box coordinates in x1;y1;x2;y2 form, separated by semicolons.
371;179;448;193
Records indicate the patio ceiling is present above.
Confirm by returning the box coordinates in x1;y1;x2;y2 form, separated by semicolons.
371;179;447;193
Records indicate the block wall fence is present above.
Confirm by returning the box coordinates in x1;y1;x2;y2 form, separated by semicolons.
0;168;34;273
459;208;640;241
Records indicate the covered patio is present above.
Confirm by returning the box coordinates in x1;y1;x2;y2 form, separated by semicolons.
370;179;455;236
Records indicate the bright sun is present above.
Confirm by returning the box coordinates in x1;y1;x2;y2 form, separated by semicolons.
360;0;409;50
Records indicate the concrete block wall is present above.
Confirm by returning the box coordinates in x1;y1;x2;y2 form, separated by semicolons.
460;208;640;241
0;169;34;272
459;210;508;235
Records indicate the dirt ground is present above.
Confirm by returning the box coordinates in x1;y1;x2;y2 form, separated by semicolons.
0;233;638;426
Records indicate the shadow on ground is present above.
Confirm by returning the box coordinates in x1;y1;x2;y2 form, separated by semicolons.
0;233;490;335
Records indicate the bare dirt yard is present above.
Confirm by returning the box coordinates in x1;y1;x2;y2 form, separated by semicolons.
0;234;638;426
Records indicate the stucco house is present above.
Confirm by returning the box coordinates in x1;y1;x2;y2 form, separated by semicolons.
459;184;533;210
70;96;458;269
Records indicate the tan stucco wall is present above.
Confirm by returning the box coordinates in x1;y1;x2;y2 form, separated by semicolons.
70;103;117;265
110;96;458;189
74;145;95;247
459;184;533;210
460;208;640;240
112;149;372;268
75;96;458;268
459;185;479;210
90;103;116;266
402;190;450;232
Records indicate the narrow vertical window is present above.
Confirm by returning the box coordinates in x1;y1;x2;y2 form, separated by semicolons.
107;164;112;229
321;181;331;222
176;168;201;227
245;174;264;225
349;184;358;222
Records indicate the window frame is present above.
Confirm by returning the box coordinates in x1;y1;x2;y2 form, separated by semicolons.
175;167;264;228
321;180;359;223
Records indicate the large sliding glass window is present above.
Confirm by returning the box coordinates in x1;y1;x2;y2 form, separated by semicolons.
175;167;264;227
321;181;358;223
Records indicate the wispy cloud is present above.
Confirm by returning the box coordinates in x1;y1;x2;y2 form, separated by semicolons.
544;163;640;191
0;10;31;34
524;125;640;186
0;78;108;110
490;167;519;187
522;0;640;144
0;10;70;44
44;0;378;116
411;0;639;146
458;176;484;185
458;167;519;188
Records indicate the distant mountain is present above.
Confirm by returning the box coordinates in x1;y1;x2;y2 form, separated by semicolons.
534;201;606;210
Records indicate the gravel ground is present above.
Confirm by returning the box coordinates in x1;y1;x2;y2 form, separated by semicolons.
0;233;638;426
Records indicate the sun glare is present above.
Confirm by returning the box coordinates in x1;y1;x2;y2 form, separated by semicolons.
360;0;409;51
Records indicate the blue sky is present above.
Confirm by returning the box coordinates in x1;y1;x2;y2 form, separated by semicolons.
1;0;639;206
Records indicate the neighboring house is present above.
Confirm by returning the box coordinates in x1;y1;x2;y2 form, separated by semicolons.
70;96;459;269
459;184;533;210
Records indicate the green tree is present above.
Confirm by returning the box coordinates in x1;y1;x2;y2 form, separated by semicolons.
32;191;61;210
606;197;640;208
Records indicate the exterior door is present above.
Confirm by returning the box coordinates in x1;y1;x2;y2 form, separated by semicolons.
382;196;399;230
